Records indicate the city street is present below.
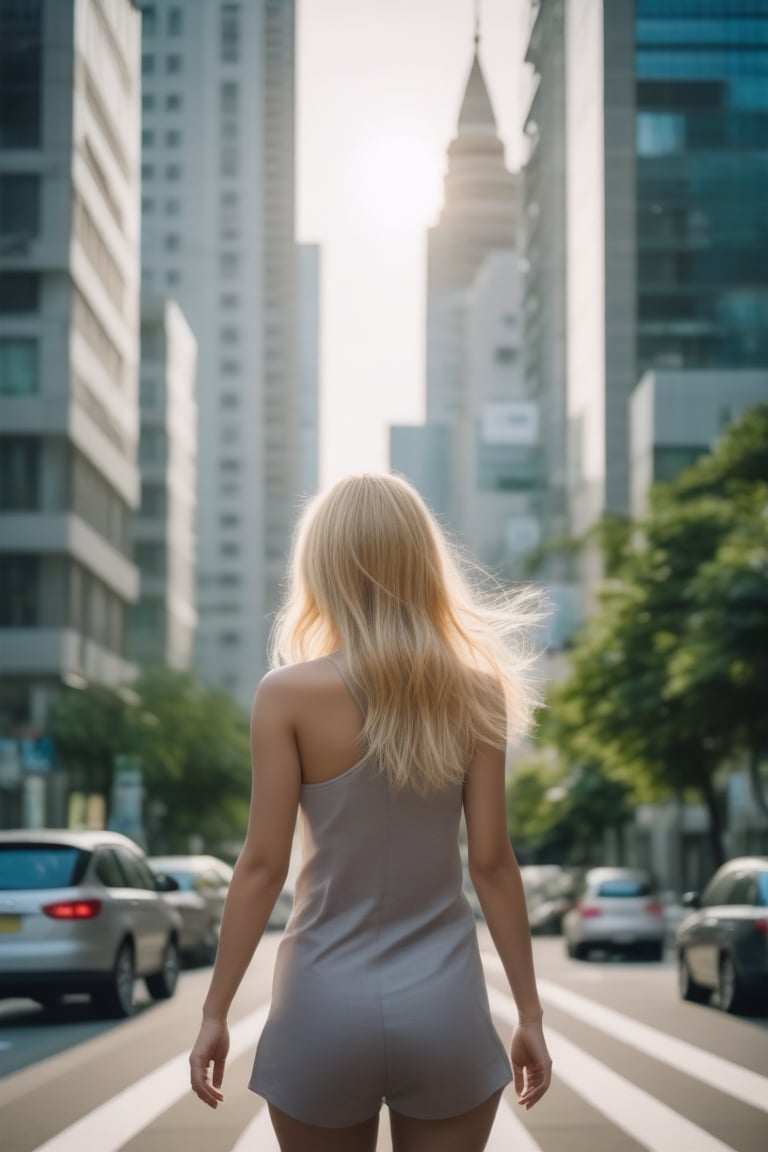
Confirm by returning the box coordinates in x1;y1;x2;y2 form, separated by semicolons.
1;930;766;1152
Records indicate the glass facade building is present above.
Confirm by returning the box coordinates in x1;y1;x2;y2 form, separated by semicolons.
635;0;768;373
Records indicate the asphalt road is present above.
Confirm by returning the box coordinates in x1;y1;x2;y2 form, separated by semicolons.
1;931;767;1152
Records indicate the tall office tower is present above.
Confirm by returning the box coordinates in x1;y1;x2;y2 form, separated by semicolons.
426;33;520;427
129;298;197;669
564;0;768;541
521;0;568;562
138;0;299;709
0;0;141;768
297;244;320;502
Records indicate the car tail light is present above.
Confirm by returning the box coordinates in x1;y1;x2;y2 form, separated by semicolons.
644;900;663;918
42;899;102;920
755;918;768;936
579;902;602;918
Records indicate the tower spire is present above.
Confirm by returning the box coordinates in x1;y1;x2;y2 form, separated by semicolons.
474;0;481;48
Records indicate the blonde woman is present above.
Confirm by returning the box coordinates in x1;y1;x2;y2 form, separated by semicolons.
190;474;552;1152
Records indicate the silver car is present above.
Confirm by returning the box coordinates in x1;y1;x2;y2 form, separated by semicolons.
563;867;665;960
0;829;182;1017
148;854;233;963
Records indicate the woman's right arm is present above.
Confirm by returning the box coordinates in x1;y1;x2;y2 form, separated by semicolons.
463;737;552;1109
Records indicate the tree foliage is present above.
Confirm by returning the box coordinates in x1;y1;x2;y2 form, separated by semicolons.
545;406;768;864
49;668;252;852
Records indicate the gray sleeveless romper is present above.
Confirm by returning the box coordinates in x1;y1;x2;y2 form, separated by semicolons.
249;654;512;1127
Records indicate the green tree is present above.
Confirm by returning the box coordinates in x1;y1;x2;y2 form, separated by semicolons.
49;669;252;851
546;406;768;865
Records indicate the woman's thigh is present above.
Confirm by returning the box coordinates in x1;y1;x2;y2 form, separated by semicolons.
389;1089;502;1152
268;1103;380;1152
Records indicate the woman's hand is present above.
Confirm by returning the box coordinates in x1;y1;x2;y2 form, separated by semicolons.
190;1016;230;1109
510;1018;552;1110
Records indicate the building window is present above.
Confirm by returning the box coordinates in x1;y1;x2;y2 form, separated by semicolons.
135;541;166;578
220;360;240;375
141;6;156;36
494;347;518;365
0;438;39;511
220;252;239;278
220;82;239;115
0;273;39;313
220;513;240;527
166;93;181;112
166;54;182;74
165;233;180;252
165;198;180;216
219;573;240;587
166;269;180;287
0;556;39;626
165;129;181;147
220;327;239;345
141;163;155;181
166;163;181;181
168;7;183;36
0;338;38;395
0;174;40;240
142;129;155;148
221;543;240;559
142;93;155;113
220;292;239;310
220;458;240;474
139;427;166;465
141;53;155;75
0;0;42;148
142;197;154;216
221;146;239;177
220;393;239;409
220;631;240;646
221;5;240;62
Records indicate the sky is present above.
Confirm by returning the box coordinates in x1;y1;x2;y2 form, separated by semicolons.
296;0;528;488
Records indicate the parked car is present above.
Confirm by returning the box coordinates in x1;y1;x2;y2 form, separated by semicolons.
676;856;768;1015
563;867;665;960
520;866;577;935
148;855;233;964
0;829;182;1017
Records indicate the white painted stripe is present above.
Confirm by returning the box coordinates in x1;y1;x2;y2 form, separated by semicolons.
487;987;738;1152
29;1002;270;1152
230;1103;278;1151
486;1096;542;1152
483;952;768;1116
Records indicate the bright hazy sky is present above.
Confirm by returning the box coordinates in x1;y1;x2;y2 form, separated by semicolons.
296;0;528;488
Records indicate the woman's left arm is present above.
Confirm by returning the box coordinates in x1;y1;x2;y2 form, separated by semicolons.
190;671;301;1108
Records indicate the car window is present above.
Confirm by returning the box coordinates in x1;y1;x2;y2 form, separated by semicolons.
0;845;87;890
197;869;228;891
702;872;736;907
115;848;154;890
727;873;757;906
757;872;768;907
94;849;127;888
596;877;653;898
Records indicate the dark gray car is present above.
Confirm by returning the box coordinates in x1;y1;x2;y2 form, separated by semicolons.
677;856;768;1014
0;829;182;1017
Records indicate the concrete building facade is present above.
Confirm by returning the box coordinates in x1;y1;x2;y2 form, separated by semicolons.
0;0;142;729
137;0;299;709
297;243;320;503
0;0;142;825
129;297;197;669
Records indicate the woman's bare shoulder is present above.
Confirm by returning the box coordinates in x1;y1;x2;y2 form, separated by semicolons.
254;657;338;706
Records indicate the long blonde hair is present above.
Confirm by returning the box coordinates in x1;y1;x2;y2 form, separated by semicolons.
271;473;542;794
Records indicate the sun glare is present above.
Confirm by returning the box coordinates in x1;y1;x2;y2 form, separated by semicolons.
352;132;445;230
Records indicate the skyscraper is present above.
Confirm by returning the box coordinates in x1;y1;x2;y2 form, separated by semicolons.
0;0;142;822
137;0;299;709
562;0;768;537
426;33;520;427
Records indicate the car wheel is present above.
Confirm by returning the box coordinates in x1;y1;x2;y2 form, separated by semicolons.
93;941;135;1018
645;940;665;962
567;940;588;960
678;952;708;1003
146;937;180;1000
718;953;747;1015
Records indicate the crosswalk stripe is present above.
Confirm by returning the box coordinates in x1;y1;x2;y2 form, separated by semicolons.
483;952;768;1115
230;1103;276;1151
487;986;739;1152
27;1002;271;1152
